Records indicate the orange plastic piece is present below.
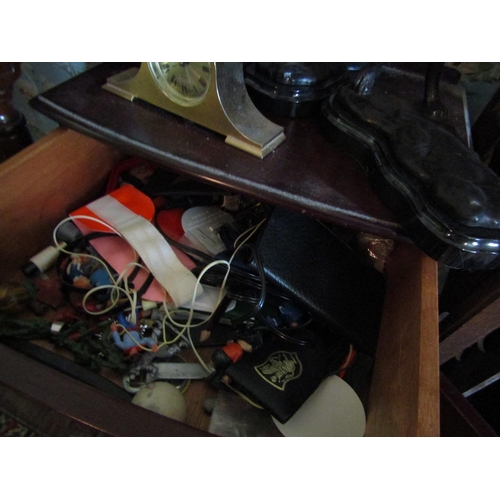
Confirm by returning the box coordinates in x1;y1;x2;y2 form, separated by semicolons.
70;184;156;233
222;342;244;364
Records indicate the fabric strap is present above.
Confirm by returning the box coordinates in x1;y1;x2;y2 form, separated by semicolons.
87;194;202;307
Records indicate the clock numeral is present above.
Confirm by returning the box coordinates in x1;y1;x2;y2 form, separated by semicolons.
149;62;210;102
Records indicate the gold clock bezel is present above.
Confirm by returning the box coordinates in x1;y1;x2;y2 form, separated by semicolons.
148;62;211;107
103;62;286;158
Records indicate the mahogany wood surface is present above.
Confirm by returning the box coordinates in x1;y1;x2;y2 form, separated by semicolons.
439;267;500;364
440;295;500;365
440;372;497;437
365;241;440;436
28;63;470;245
30;63;403;239
0;343;211;436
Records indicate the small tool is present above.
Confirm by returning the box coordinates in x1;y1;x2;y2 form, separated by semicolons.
123;360;212;393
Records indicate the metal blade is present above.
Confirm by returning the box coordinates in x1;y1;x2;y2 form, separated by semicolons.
153;362;211;380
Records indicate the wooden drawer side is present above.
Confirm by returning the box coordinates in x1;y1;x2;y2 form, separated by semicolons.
0;128;124;279
365;242;440;436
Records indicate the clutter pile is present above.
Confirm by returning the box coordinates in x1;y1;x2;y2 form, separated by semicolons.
1;156;385;433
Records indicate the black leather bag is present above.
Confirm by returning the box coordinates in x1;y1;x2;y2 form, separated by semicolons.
249;207;386;355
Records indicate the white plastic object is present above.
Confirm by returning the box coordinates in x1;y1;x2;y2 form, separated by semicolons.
131;382;187;423
272;375;366;437
24;242;67;276
182;206;234;256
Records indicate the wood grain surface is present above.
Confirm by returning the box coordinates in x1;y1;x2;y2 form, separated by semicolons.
365;242;440;436
0;128;123;279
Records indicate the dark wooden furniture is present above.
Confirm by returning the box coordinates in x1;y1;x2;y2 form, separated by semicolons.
438;86;500;366
0;64;446;436
30;63;402;239
433;84;500;435
0;63;32;162
440;372;497;437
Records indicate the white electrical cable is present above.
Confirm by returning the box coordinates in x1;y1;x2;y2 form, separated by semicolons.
52;210;266;377
53;215;142;319
160;218;267;373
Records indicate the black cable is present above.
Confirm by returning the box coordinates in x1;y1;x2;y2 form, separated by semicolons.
153;212;214;264
256;311;312;346
154;205;314;345
236;243;266;321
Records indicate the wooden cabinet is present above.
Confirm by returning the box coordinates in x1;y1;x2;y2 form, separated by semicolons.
0;64;442;436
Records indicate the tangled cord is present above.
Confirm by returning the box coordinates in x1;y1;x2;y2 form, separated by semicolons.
53;208;313;370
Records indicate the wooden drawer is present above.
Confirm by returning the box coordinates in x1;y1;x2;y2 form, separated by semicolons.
0;128;439;436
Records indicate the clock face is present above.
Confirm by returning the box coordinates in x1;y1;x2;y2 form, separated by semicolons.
148;62;211;106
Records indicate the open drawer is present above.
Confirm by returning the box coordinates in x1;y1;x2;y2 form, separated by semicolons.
0;128;440;436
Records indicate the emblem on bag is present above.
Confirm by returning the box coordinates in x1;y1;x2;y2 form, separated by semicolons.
255;351;302;391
